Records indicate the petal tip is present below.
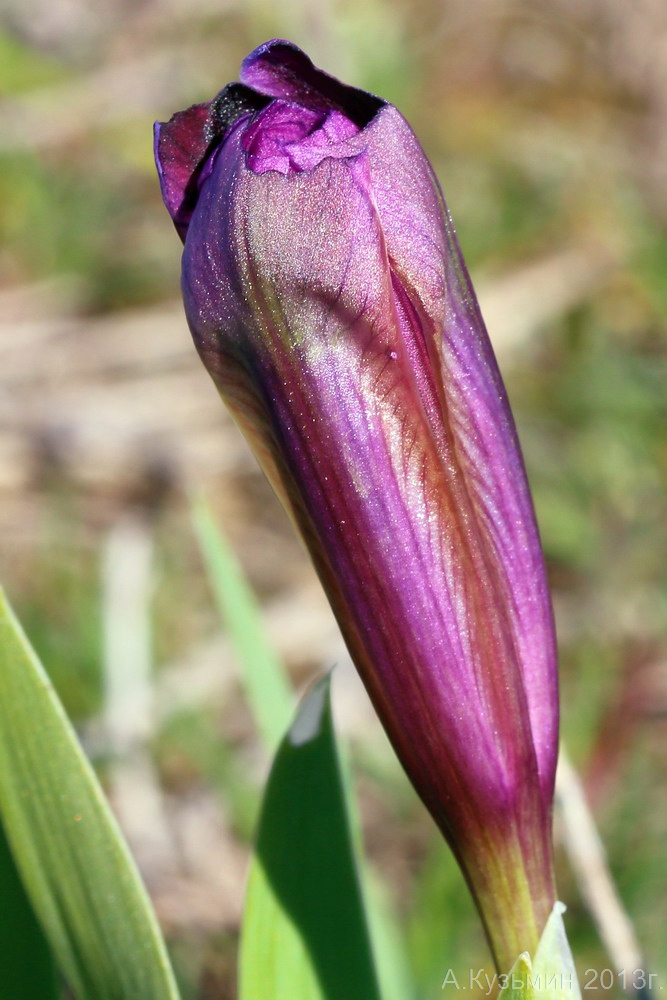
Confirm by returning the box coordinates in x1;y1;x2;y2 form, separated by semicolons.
154;101;214;242
240;37;384;125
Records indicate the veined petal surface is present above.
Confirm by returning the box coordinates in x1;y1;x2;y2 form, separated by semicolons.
158;38;560;973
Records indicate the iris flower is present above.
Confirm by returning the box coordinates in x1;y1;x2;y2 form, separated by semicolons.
155;39;559;972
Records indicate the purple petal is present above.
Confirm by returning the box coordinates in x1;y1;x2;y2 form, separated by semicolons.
240;38;383;125
155;83;271;240
181;131;556;966
160;41;561;973
359;107;559;807
154;102;213;241
241;101;360;175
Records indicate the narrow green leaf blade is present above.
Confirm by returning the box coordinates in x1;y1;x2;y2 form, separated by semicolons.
364;873;415;1000
192;495;293;751
0;816;58;1000
0;588;181;1000
498;903;582;1000
336;722;414;1000
239;676;382;1000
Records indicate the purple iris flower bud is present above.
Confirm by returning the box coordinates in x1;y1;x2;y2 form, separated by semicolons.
155;39;559;972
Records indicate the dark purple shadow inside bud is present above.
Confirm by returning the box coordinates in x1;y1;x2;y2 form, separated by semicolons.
155;82;271;241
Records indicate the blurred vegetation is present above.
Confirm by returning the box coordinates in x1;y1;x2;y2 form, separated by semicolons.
0;1;665;998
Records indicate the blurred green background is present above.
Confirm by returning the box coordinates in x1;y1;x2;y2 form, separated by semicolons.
0;1;665;997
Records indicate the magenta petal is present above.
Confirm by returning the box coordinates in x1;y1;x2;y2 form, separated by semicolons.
240;38;383;125
182;132;556;966
157;40;561;975
240;102;361;175
360;107;559;807
154;102;213;240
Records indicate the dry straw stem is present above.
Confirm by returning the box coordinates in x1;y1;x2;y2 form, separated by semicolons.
555;748;644;989
100;513;247;930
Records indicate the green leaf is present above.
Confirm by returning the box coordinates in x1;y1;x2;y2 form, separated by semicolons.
364;873;415;1000
239;675;382;1000
0;587;181;1000
192;495;293;752
531;902;581;1000
499;902;582;1000
0;816;58;1000
335;723;414;1000
499;953;534;1000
